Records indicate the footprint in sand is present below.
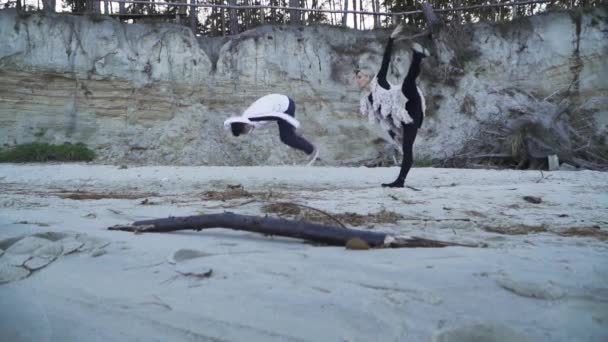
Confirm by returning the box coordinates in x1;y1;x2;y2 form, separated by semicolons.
0;232;109;284
167;248;213;264
496;275;566;300
168;249;214;279
433;322;529;342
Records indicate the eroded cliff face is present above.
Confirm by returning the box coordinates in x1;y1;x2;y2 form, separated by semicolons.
0;8;606;165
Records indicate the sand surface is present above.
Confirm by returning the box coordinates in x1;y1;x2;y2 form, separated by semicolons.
1;164;607;341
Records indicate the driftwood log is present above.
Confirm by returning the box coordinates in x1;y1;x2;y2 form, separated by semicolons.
108;212;474;249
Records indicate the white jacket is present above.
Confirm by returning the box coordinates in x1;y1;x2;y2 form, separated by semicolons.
224;94;301;130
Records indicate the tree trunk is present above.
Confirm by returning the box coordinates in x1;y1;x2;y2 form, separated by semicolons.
271;0;276;25
341;0;348;27
211;4;217;36
371;0;377;29
289;0;300;25
330;0;336;26
375;0;380;28
221;7;226;36
108;213;473;248
228;0;239;35
85;0;94;13
229;0;238;35
190;0;197;33
246;0;252;30
359;0;363;29
42;0;54;12
352;0;357;29
422;2;439;35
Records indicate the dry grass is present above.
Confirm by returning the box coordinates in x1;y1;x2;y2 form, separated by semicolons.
483;224;548;235
261;202;403;227
201;184;279;202
262;202;301;216
558;227;608;240
57;191;158;200
484;224;607;241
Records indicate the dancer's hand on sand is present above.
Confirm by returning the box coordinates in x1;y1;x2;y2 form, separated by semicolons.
390;24;405;39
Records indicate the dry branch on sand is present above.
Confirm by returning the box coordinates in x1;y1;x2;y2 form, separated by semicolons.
108;213;476;249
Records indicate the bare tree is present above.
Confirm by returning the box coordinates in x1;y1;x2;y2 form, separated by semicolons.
42;0;56;12
330;0;337;25
342;0;348;26
270;0;277;24
229;0;238;35
289;0;301;24
359;0;363;29
85;0;94;13
190;0;197;33
371;0;377;28
351;0;357;29
221;5;226;36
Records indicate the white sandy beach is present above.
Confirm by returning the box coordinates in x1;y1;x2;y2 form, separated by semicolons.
1;164;607;341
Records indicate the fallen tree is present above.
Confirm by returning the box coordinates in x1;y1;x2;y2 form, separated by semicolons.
435;91;608;171
108;212;474;249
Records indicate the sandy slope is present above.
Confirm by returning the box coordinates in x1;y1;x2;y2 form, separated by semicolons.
1;164;607;342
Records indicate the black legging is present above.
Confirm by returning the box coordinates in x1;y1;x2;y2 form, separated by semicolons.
377;38;394;91
249;99;315;155
375;38;426;187
401;52;424;129
389;123;418;186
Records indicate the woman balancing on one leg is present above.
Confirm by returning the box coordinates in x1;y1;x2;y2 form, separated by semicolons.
356;25;429;188
224;94;319;166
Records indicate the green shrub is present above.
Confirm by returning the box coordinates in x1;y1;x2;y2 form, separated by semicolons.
0;142;95;163
414;158;433;167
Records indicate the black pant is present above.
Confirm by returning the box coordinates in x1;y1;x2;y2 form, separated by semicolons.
401;52;424;129
394;123;418;182
249;98;315;155
377;39;425;187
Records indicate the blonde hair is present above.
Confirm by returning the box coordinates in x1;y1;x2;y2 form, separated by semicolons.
355;67;374;78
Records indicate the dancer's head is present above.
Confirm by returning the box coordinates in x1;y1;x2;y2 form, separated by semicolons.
355;68;373;89
230;122;253;137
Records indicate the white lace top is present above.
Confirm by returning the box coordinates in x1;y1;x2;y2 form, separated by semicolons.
359;77;426;140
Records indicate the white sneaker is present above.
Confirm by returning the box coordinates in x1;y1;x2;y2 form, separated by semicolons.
306;148;319;167
412;42;430;57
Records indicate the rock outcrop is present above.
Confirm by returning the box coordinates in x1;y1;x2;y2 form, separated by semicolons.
0;8;606;165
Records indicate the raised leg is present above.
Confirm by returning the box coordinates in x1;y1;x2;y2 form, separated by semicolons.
401;44;428;128
376;37;394;90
